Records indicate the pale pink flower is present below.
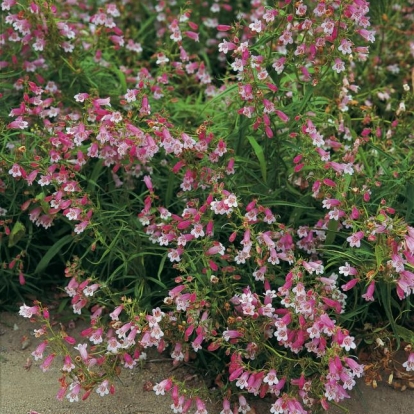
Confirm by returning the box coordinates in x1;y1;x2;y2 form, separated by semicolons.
249;20;263;33
340;335;356;351
62;355;75;372
402;353;414;371
83;283;99;297
346;231;364;247
66;382;81;402
332;58;345;74
107;336;122;353
109;305;123;321
74;343;88;361
96;379;110;396
338;39;353;55
31;341;48;361
222;329;243;341
263;369;279;386
19;304;39;318
338;262;358;277
153;378;173;395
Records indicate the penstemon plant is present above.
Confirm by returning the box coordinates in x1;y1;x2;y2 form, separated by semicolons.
2;0;414;413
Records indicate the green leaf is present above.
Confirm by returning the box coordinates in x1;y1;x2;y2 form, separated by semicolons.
157;253;168;281
394;324;414;344
8;221;26;247
34;192;49;213
378;283;399;347
165;173;175;207
405;182;414;221
34;235;74;274
247;136;267;184
109;67;127;93
324;219;339;246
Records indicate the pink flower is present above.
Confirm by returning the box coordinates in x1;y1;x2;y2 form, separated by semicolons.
338;262;357;277
62;355;75;372
19;304;39;318
263;369;279;386
403;353;414;371
194;397;208;414
123;353;136;369
341;278;359;291
361;280;375;301
96;379;110;396
8;163;24;178
275;110;289;122
93;97;111;107
40;353;55;372
222;329;243;341
206;243;225;256
66;382;81;402
238;395;251;412
332;58;345;73
32;341;48;361
168;248;183;262
220;399;231;414
153;378;173;395
217;24;232;31
185;31;199;42
340;335;356;351
74;93;89;102
322;198;341;209
143;175;153;192
346;231;364;247
8;116;28;129
358;29;376;43
83;283;99;297
74;343;89;361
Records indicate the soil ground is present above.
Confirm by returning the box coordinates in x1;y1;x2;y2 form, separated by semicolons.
1;312;413;414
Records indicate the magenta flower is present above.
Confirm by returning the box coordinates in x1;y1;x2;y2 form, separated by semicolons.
217;24;232;31
341;278;359;291
361;280;375;301
185;31;199;42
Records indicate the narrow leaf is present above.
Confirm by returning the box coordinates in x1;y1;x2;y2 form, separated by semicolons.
34;235;74;274
247;135;267;184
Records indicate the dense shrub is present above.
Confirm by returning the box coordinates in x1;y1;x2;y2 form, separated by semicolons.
1;0;414;412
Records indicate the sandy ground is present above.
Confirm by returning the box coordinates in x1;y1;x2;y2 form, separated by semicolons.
1;312;413;414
